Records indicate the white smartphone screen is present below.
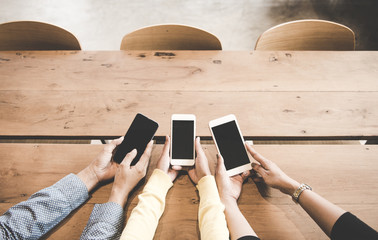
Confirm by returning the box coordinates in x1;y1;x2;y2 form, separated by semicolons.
211;120;250;170
172;120;194;159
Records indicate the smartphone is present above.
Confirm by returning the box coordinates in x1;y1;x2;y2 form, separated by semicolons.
209;114;252;176
170;114;196;166
113;113;159;165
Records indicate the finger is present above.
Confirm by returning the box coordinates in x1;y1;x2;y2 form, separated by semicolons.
122;149;137;167
195;137;211;175
246;143;269;169
252;162;266;177
195;137;205;158
252;176;264;183
215;154;227;175
139;140;153;169
241;170;251;181
104;136;124;153
171;165;182;171
250;168;259;176
161;135;170;158
112;136;124;146
168;168;180;180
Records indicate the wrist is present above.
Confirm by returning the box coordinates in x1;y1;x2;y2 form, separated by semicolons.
221;196;238;207
199;172;211;182
77;166;99;192
282;179;301;196
108;187;130;207
222;197;240;215
197;174;212;184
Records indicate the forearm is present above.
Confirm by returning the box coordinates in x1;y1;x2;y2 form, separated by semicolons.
197;176;229;240
0;174;88;239
297;189;346;237
223;198;257;240
120;169;173;240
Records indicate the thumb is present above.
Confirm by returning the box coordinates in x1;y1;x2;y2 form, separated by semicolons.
122;149;137;167
216;154;226;175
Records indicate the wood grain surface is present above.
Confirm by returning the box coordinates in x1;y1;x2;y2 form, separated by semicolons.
1;144;377;239
1;51;378;139
0;51;377;91
0;91;377;138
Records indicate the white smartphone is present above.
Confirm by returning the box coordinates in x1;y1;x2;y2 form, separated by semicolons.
170;114;196;166
209;114;252;176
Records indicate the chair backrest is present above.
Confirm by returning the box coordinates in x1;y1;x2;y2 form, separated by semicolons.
121;24;222;50
0;21;81;50
255;19;355;50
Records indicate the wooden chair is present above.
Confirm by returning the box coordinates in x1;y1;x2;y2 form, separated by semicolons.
254;20;358;145
0;23;82;143
120;24;222;50
255;19;355;50
0;21;81;50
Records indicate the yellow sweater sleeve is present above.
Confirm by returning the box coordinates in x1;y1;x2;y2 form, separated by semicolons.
120;169;173;240
197;175;229;240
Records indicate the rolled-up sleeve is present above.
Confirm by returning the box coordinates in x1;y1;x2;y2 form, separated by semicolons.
0;174;88;239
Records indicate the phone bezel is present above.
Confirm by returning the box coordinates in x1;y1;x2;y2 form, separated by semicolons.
209;114;252;176
170;114;196;166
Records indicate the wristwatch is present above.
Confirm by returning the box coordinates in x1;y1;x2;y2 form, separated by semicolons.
292;183;312;202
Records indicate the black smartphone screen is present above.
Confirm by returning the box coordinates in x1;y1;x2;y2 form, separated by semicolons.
113;113;159;165
172;120;194;159
211;120;250;170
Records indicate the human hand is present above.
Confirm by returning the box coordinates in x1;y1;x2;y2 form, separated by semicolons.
215;154;250;203
156;135;182;182
108;141;153;206
246;143;300;195
78;137;124;192
188;137;211;184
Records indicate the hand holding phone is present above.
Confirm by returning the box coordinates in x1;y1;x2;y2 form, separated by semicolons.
187;137;211;184
170;114;196;166
155;135;183;182
113;113;159;165
209;114;252;176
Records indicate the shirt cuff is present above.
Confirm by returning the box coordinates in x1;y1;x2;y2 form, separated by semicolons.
196;175;221;203
89;202;124;227
54;173;89;210
144;169;173;199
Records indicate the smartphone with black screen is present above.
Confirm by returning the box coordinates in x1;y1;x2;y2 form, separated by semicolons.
113;113;159;165
170;114;196;166
209;114;252;176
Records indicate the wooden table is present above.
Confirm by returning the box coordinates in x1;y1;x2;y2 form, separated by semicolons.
1;50;378;239
0;144;377;240
0;51;377;140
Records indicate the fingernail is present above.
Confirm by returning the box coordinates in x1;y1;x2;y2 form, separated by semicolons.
132;149;137;153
